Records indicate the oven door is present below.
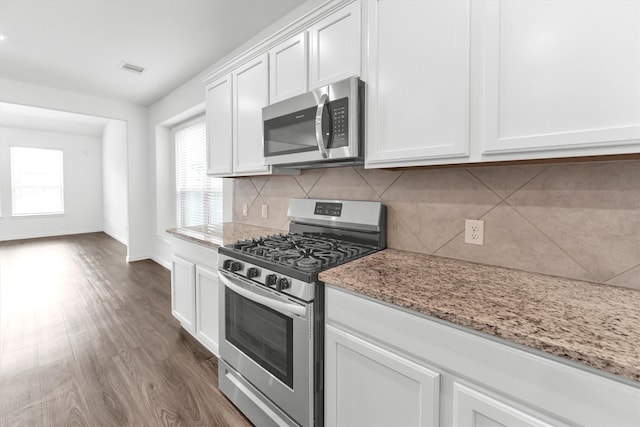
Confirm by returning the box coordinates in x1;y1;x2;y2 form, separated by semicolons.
218;270;313;426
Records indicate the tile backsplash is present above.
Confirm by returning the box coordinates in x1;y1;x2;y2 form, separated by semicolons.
232;160;640;290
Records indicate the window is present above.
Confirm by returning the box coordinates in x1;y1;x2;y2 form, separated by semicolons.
11;147;64;216
174;118;223;227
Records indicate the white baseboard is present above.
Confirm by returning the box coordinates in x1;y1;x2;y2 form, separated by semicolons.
151;255;171;270
126;253;150;263
103;229;128;245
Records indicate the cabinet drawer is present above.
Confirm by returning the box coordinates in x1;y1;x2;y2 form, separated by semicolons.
171;237;219;270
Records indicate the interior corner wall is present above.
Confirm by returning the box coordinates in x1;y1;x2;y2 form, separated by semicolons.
0;78;152;261
151;124;174;269
148;74;207;268
0;126;103;240
102;120;128;245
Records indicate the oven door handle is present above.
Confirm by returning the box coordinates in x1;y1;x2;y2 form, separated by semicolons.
219;272;307;317
314;93;330;159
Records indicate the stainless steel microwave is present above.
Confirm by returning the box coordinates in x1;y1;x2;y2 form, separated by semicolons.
262;77;363;168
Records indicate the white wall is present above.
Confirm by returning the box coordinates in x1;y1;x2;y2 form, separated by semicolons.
148;74;207;268
148;0;326;267
0;127;103;240
102;120;129;244
0;78;151;261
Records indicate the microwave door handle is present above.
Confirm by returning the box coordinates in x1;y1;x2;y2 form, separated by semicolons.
219;272;307;317
315;94;329;158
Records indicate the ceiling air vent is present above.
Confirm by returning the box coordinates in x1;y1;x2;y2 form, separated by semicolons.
120;61;145;74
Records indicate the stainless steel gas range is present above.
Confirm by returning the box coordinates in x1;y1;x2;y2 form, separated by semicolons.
217;198;386;427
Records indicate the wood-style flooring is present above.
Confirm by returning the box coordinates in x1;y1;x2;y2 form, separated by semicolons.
0;232;251;427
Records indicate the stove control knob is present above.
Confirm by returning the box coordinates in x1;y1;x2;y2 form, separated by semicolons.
222;259;232;270
246;267;260;279
276;278;290;291
230;261;243;272
265;274;278;287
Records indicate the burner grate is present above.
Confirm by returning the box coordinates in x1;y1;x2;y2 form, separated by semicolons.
230;233;375;272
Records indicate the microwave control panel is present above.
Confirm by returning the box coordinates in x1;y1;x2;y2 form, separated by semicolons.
328;97;349;148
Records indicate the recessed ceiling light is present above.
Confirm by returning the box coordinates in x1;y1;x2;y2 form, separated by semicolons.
119;61;145;74
0;33;7;42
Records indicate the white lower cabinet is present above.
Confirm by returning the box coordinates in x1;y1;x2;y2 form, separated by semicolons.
452;383;563;427
325;324;440;427
195;265;219;355
171;255;196;334
170;238;220;356
325;286;640;427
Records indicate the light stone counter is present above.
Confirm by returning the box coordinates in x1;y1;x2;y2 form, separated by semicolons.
319;248;640;383
166;223;283;249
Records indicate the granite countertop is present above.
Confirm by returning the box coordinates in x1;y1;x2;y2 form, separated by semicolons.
166;223;283;249
319;249;640;383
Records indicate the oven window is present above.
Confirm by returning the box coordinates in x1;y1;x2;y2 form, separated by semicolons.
225;289;294;388
264;106;319;157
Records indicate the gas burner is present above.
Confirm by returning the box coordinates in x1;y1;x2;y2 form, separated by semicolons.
230;233;376;273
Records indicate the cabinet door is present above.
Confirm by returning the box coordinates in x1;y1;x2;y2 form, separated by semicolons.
365;0;470;168
452;383;566;427
309;1;361;89
478;0;640;157
325;324;440;427
233;53;271;175
171;255;196;333
195;266;219;356
206;75;233;176
269;32;308;103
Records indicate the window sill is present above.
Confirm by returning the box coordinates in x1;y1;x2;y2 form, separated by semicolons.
11;212;66;219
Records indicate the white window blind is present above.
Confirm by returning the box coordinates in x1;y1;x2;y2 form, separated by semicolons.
175;119;223;227
11;147;64;216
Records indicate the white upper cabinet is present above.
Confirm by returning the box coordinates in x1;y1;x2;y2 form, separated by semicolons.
477;0;640;158
365;0;639;168
365;0;471;168
203;1;363;177
205;0;638;173
309;1;362;89
206;54;272;177
206;75;233;175
269;32;308;103
233;53;271;175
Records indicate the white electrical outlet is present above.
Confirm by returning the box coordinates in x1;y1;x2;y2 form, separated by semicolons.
464;219;484;245
261;204;268;218
242;203;248;216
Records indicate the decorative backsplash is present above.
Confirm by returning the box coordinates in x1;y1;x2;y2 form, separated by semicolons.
232;160;640;290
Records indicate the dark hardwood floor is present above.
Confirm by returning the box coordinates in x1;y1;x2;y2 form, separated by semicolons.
0;232;251;427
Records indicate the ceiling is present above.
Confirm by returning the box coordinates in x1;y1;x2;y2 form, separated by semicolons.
0;0;307;107
0;102;112;137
